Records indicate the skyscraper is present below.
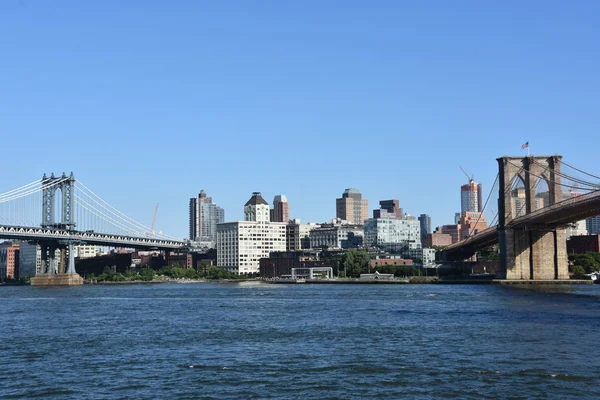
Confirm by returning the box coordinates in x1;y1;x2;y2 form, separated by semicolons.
461;180;482;214
189;190;224;243
270;195;290;222
418;214;431;247
336;188;368;224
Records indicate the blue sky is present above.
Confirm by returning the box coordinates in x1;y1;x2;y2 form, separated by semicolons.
1;1;599;238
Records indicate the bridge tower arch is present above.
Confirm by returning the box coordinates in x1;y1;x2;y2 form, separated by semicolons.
41;172;76;230
497;156;568;280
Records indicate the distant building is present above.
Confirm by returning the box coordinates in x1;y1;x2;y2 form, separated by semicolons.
216;192;286;275
0;243;20;279
75;245;98;259
373;200;402;219
363;215;421;252
270;195;290;223
286;221;319;251
459;212;488;240
18;243;40;278
567;235;600;254
587;216;600;235
259;251;336;279
461;179;482;214
336;188;368;224
426;231;453;247
189;190;224;245
418;214;431;247
309;222;364;250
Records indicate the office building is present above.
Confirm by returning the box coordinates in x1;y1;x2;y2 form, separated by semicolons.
189;190;224;245
270;195;290;223
373;200;402;219
18;243;40;278
216;192;286;275
309;222;364;250
286;221;319;251
418;214;431;247
587;216;600;235
364;216;421;252
336;188;368;224
75;245;98;259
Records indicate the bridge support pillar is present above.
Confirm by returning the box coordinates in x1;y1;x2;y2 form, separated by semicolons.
499;227;569;280
31;242;83;286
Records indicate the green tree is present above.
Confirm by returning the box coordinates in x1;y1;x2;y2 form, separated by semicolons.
139;267;155;281
341;249;370;277
184;268;199;279
571;265;585;276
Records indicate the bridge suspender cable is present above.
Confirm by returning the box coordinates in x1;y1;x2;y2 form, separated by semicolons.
558;159;600;181
0;180;41;199
76;180;178;240
505;160;596;193
0;178;68;204
530;159;600;189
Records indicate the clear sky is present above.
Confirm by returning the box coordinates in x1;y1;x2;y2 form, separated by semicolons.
1;0;599;238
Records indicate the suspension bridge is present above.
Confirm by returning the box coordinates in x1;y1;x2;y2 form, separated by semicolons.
439;155;600;280
0;173;186;285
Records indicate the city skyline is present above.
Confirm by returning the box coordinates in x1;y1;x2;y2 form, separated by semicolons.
1;2;599;238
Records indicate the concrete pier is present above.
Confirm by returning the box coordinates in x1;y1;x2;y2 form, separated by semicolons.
30;274;84;286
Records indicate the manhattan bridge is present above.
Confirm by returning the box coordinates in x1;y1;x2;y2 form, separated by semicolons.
0;173;186;284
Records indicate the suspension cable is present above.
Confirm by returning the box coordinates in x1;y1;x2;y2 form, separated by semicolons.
467;173;499;237
558;159;600;181
0;179;41;199
531;159;600;189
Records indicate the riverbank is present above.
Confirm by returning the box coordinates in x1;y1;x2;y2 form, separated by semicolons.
265;278;595;285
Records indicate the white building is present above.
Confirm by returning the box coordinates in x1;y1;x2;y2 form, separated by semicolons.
309;223;364;249
75;245;98;259
217;192;286;275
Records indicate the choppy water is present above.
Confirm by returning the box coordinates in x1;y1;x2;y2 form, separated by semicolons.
1;282;599;399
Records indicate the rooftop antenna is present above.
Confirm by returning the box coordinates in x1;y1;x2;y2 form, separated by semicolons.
459;166;474;183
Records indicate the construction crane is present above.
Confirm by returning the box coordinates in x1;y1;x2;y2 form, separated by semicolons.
150;203;159;233
459;166;474;183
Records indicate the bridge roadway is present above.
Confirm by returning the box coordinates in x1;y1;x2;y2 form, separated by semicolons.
0;224;187;251
440;189;600;261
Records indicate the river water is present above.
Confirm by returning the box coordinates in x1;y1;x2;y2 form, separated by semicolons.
0;282;599;399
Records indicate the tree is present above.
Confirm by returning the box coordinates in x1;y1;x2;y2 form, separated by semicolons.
341;249;370;277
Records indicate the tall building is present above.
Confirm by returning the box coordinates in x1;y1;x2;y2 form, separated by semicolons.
244;192;270;222
587;216;600;235
270;195;290;222
418;214;431;247
461;180;483;214
18;243;40;278
373;200;402;219
336;188;368;224
0;243;19;280
189;190;224;244
216;192;286;275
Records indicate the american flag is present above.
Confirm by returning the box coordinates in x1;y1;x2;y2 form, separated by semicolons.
521;142;529;149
